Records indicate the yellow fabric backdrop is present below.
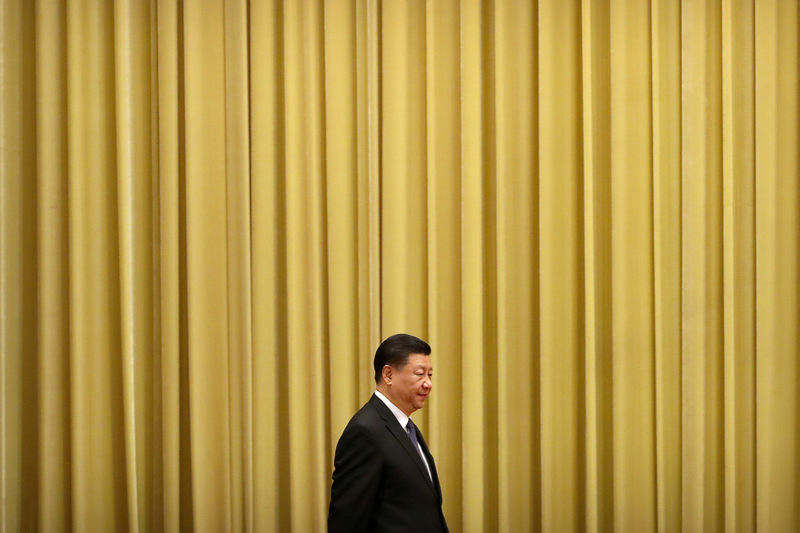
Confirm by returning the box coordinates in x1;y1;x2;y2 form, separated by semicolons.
1;0;798;532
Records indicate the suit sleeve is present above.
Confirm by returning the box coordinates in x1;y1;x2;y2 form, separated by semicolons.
328;423;382;533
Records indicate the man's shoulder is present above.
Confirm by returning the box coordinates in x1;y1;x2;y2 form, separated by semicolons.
341;396;384;434
350;396;381;423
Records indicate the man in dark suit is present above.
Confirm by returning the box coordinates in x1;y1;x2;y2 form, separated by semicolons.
328;334;448;532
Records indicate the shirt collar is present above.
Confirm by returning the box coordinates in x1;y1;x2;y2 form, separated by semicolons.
374;389;410;429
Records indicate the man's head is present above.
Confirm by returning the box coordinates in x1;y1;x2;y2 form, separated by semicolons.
374;333;433;416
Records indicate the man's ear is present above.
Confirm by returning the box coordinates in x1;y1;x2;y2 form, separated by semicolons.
382;365;393;385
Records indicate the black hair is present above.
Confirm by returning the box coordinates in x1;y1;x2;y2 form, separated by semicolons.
373;333;431;383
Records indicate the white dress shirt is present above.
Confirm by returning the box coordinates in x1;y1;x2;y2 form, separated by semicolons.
374;390;433;481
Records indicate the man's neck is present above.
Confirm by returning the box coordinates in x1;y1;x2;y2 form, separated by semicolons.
376;384;389;399
375;386;412;417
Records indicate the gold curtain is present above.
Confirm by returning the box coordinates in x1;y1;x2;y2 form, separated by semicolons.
1;0;798;532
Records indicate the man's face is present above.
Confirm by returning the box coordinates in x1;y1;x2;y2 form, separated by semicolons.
387;353;433;416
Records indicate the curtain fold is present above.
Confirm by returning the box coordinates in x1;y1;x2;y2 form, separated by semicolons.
2;0;799;532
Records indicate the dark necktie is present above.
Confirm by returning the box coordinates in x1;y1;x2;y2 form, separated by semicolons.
406;419;432;481
406;419;421;450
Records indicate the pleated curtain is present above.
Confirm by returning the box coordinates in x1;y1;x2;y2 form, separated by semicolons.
1;0;798;532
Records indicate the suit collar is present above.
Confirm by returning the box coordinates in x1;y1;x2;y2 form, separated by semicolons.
369;394;438;495
374;389;410;428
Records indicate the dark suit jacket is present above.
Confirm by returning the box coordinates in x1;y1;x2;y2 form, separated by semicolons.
328;394;448;533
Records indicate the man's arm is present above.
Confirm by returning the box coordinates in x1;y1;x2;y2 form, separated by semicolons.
328;423;382;533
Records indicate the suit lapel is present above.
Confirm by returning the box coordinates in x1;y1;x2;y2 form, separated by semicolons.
369;395;437;494
415;429;443;503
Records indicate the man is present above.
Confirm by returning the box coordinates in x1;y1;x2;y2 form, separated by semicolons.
328;334;448;532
